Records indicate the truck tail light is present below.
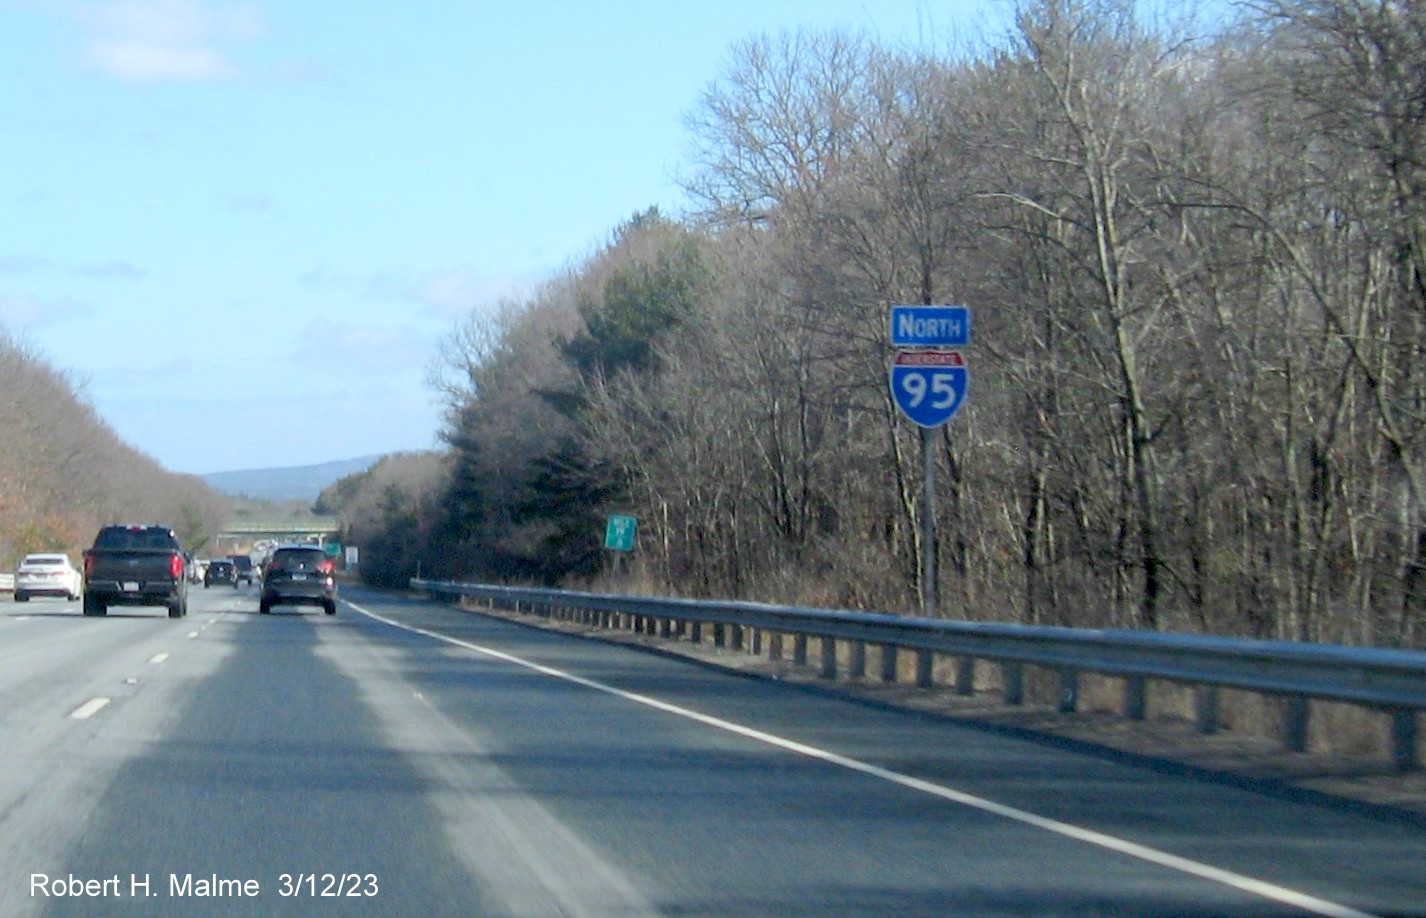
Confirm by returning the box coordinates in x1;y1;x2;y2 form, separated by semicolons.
84;553;95;577
169;554;185;579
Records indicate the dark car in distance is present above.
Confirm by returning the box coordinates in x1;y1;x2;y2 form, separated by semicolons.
260;545;337;615
230;554;256;585
204;559;238;588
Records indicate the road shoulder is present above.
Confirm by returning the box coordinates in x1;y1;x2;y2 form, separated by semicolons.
447;597;1426;824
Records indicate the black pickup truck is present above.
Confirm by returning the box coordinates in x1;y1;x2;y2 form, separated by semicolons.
81;524;189;618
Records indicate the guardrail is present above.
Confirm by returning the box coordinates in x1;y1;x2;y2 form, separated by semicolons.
412;579;1426;772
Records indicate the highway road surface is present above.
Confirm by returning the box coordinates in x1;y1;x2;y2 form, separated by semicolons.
1;584;1423;916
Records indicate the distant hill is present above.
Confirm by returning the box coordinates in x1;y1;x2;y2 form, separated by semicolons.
202;455;384;501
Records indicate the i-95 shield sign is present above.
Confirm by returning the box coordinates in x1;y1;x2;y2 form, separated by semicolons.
889;350;968;428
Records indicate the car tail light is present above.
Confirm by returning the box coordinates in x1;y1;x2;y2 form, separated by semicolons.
169;554;185;579
318;559;335;575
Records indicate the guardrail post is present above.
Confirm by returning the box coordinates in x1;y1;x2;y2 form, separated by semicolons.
713;623;725;647
731;625;744;651
751;629;763;655
1124;676;1147;720
850;642;866;680
659;618;672;638
1196;685;1220;734
956;656;975;696
880;644;898;683
690;622;702;643
916;650;934;688
769;633;783;660
1283;696;1310;752
820;638;837;679
1003;662;1023;705
793;634;808;666
1058;669;1078;713
1392;710;1419;772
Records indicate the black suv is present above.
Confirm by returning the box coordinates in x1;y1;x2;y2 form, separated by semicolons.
259;545;337;615
230;554;256;585
204;559;238;588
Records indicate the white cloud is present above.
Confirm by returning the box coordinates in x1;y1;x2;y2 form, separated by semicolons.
73;260;144;279
294;322;430;374
0;255;50;275
297;265;353;289
227;192;272;213
363;266;534;321
78;0;263;83
0;294;92;329
0;258;141;279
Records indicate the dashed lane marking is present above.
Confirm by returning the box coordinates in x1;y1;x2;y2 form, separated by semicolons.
69;697;111;720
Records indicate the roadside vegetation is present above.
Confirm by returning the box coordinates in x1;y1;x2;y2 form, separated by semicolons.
337;0;1423;652
0;331;230;565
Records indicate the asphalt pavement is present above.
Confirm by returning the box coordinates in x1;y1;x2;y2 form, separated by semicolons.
1;584;1423;916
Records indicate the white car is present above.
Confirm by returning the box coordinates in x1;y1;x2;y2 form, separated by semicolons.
14;553;83;602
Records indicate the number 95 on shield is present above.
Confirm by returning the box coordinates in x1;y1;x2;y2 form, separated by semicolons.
889;350;968;428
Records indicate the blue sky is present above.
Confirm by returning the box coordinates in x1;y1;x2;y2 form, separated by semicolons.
0;0;996;475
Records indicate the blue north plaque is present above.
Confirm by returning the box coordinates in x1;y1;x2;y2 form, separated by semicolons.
890;305;970;348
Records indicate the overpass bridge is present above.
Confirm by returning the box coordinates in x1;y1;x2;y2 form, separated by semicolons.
214;518;343;556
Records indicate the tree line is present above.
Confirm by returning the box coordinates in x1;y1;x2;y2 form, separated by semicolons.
326;0;1425;649
0;331;230;565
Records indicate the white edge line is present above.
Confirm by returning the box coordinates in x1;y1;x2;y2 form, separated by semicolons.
69;697;111;720
347;601;1379;918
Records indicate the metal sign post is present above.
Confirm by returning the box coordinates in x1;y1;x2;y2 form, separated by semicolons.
888;306;971;618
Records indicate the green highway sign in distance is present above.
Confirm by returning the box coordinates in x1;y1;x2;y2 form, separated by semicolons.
604;514;637;552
